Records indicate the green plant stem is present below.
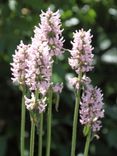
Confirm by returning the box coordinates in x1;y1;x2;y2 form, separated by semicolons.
46;89;53;156
84;129;91;156
38;113;43;156
21;86;26;156
30;120;35;156
71;72;82;156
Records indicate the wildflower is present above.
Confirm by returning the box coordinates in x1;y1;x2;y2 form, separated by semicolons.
25;42;53;95
25;93;47;113
38;97;47;113
68;75;91;90
80;85;104;132
32;8;64;57
11;41;29;85
68;77;80;90
52;83;63;94
25;93;36;110
69;29;94;74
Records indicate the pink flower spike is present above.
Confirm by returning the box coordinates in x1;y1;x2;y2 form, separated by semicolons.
32;8;64;57
25;42;52;94
11;41;29;85
69;29;94;74
80;85;104;132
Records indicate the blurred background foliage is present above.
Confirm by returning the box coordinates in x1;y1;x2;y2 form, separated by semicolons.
0;0;117;156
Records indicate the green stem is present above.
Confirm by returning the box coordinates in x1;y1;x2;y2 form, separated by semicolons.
21;86;26;156
71;72;82;156
38;113;43;156
30;120;35;156
84;129;91;156
46;89;53;156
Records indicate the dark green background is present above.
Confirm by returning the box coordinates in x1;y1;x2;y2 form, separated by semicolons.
0;0;117;156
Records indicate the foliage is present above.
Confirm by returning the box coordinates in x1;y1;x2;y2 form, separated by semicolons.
0;0;117;155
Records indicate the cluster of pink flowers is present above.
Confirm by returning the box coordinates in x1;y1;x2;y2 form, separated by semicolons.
69;29;94;74
68;75;91;90
52;83;63;94
80;85;104;132
11;8;104;133
25;43;52;95
11;9;64;113
68;29;104;133
11;41;29;85
32;8;64;57
25;93;47;113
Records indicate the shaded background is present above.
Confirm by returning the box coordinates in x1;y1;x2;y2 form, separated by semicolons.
0;0;117;156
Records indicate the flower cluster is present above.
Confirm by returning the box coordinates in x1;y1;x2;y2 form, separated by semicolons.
52;83;63;94
68;29;104;133
25;43;52;95
69;29;94;74
68;75;91;90
25;93;47;113
80;85;104;132
10;8;105;155
11;9;64;114
32;8;64;57
11;41;29;85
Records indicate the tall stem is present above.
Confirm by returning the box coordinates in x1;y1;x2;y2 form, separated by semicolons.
21;86;26;156
38;113;43;156
71;72;82;156
30;120;35;156
84;129;91;156
46;89;53;156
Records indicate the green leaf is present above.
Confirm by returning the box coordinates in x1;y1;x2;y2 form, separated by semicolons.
83;125;90;136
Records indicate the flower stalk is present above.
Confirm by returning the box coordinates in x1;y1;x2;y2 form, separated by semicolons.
20;86;26;156
68;29;95;156
46;89;53;156
71;72;82;156
84;129;91;156
38;113;43;156
30;118;35;156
